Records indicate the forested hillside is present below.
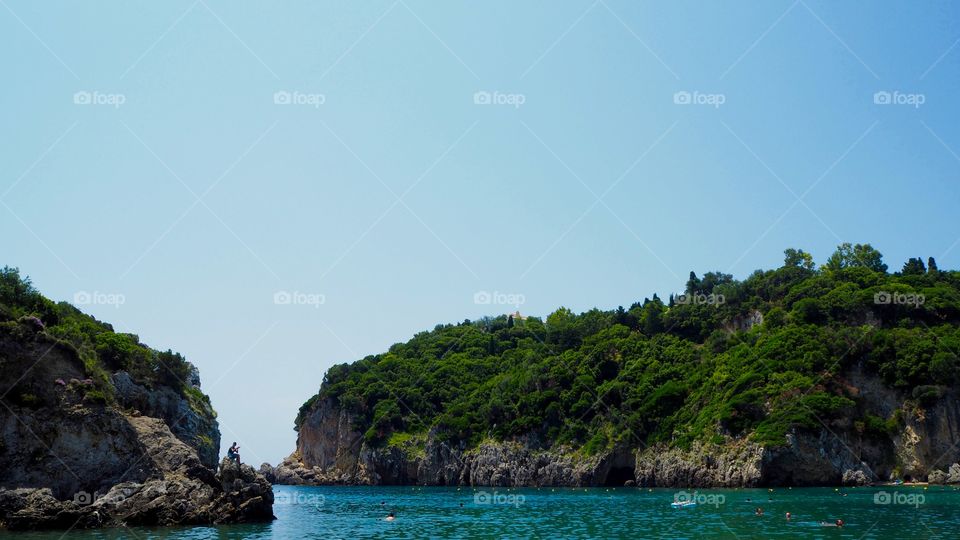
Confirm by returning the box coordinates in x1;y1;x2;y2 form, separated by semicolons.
298;244;960;459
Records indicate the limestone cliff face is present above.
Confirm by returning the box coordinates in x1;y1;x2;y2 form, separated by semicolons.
111;370;220;469
273;369;960;488
0;318;273;530
295;397;363;476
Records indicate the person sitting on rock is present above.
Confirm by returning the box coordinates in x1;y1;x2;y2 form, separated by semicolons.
227;442;241;466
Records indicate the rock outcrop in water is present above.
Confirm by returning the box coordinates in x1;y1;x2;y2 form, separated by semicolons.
0;299;274;530
0;420;273;530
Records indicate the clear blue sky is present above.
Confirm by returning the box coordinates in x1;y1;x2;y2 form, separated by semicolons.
2;1;959;465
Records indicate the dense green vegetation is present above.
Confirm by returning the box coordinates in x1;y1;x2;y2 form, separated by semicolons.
300;244;960;453
0;266;205;406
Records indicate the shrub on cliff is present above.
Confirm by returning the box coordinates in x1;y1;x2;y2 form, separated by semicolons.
0;266;204;400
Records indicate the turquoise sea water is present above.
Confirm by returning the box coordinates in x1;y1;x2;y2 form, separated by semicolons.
0;485;955;539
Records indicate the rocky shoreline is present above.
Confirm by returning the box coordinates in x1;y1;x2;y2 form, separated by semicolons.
0;318;274;531
265;373;960;489
262;442;960;489
0;434;273;531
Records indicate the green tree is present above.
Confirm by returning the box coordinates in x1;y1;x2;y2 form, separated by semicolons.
824;243;887;273
700;272;734;293
642;299;665;336
686;271;701;294
784;248;815;271
901;257;926;275
546;307;578;348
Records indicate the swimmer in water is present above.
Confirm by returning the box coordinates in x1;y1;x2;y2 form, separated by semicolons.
385;512;395;522
785;512;791;521
755;507;764;516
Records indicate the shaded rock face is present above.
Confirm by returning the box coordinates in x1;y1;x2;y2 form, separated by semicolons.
760;431;883;486
281;401;634;487
280;373;960;488
0;331;149;500
0;417;273;530
723;310;764;334
296;398;363;473
0;323;273;530
0;404;151;500
111;371;220;469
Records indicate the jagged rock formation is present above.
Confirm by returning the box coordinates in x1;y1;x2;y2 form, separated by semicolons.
111;370;220;469
0;420;272;530
0;313;273;530
927;463;960;484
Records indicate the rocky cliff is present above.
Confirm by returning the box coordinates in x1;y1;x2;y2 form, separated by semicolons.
111;369;220;469
271;373;960;488
0;315;273;530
